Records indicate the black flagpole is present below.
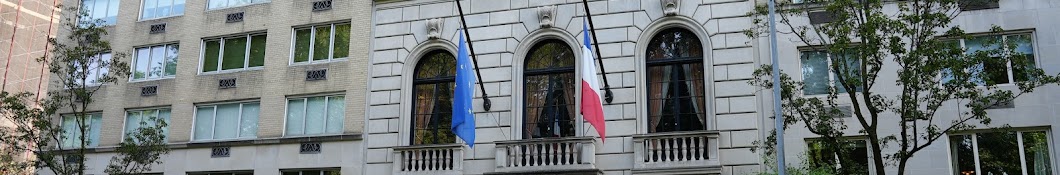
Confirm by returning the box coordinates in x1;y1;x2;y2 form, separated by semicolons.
455;0;491;111
580;0;614;104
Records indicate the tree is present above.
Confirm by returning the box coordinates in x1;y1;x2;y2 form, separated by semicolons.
0;6;168;175
744;0;1060;174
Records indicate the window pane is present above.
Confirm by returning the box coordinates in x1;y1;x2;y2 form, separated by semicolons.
412;83;456;145
282;172;299;175
801;51;829;95
305;97;326;135
88;114;102;147
646;63;707;133
239;103;259;138
105;0;118;24
221;37;248;70
165;45;179;76
92;0;106;20
125;111;142;138
950;135;975;175
99;53;111;80
158;109;171;141
977;132;1021;175
293;28;312;63
286;99;306;136
333;24;351;59
326;96;345;134
1010;34;1036;82
61;116;77;147
194;107;215;140
834;52;862;93
135;48;151;79
203;40;221;72
142;0;156;19
1023;131;1052;175
208;0;226;9
249;35;267;67
523;73;575;138
150;46;166;78
213;104;241;139
156;0;172;17
172;0;185;15
313;26;332;61
966;36;1002;85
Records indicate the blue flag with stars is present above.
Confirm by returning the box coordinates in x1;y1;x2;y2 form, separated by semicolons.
452;28;476;148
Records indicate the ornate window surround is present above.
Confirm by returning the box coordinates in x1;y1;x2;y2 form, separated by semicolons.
634;16;716;134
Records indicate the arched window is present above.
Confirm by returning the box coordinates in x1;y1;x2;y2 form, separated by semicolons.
411;50;457;145
646;28;707;133
523;40;577;139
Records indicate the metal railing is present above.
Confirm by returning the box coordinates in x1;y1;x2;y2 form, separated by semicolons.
495;137;596;172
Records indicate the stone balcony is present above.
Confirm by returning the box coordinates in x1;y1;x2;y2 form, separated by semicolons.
632;130;721;174
392;143;464;175
491;137;600;175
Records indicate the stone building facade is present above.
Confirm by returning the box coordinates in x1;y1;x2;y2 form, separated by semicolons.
365;0;763;174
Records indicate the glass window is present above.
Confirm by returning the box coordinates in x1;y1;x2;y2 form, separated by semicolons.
201;34;266;73
286;95;345;136
800;50;862;95
807;139;871;174
523;40;576;139
952;34;1037;85
281;170;340;175
140;0;185;20
292;23;351;64
80;0;119;25
949;131;1052;175
189;172;253;175
75;53;111;86
132;44;178;81
206;0;270;10
646;28;707;133
193;102;260;141
411;51;457;145
60;113;103;148
124;109;171;142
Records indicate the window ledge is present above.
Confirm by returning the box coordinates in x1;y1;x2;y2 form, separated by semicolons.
45;133;363;154
198;67;265;76
289;58;349;66
206;2;270;12
138;15;184;22
129;76;176;83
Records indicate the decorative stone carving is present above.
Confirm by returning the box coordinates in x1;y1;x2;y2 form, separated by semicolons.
537;6;557;28
426;18;443;40
661;0;679;16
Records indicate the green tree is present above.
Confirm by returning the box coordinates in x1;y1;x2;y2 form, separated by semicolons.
744;0;1060;174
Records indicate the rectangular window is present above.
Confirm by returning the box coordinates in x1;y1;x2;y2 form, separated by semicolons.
201;34;266;73
75;53;112;86
950;130;1052;175
80;0;119;25
207;0;270;10
133;44;178;81
807;139;871;174
189;172;253;175
193;102;260;141
285;95;345;136
124;109;171;142
60;113;103;148
800;50;863;95
291;23;351;64
947;34;1036;85
282;170;340;175
140;0;185;20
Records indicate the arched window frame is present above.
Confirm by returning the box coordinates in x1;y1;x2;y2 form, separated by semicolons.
634;18;715;134
399;41;463;146
512;30;586;140
521;39;578;139
409;50;458;145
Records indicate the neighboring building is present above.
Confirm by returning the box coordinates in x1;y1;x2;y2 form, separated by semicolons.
44;0;371;174
366;0;762;175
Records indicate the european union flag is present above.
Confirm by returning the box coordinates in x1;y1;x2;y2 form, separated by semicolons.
452;29;476;148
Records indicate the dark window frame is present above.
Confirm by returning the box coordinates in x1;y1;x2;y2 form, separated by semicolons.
645;28;709;133
522;39;577;139
410;50;458;145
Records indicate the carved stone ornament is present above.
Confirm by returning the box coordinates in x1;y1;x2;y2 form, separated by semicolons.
426;18;443;40
662;0;680;16
537;6;557;28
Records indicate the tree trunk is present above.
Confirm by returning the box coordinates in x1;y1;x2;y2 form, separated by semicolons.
869;136;887;175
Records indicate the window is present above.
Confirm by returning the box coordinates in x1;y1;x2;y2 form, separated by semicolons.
132;44;178;81
60;113;103;148
140;0;185;20
523;40;576;139
282;170;340;175
79;0;119;25
292;23;351;64
948;34;1036;85
201;34;266;73
124;109;171;142
801;50;863;95
189;172;253;175
959;0;1000;11
411;51;456;145
207;0;270;10
77;53;112;86
646;28;707;133
807;139;871;174
193;102;260;141
285;95;345;136
950;130;1052;175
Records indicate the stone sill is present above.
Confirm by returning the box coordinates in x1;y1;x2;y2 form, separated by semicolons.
47;133;362;154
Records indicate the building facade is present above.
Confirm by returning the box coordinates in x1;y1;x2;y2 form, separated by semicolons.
44;0;372;174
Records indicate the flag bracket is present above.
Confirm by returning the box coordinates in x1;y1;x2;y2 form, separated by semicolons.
456;0;491;111
581;0;614;104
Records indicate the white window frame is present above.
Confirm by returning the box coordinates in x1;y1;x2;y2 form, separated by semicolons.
198;33;266;75
79;0;120;26
138;0;185;20
205;0;271;11
190;101;260;142
947;130;1055;175
799;50;860;96
950;33;1039;86
60;113;103;149
289;23;350;65
70;52;111;88
121;108;171;142
805;138;876;175
282;95;345;137
131;44;178;82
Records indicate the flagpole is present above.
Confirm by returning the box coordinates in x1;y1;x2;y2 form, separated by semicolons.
767;0;786;174
455;0;491;111
579;0;614;104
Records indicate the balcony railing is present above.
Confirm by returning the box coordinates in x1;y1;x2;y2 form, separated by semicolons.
494;137;596;173
633;130;720;170
393;144;464;175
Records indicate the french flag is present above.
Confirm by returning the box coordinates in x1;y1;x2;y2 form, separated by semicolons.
580;19;606;140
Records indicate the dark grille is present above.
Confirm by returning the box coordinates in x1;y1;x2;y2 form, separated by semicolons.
141;85;158;96
300;142;322;154
226;12;244;23
808;11;835;25
219;78;237;89
306;69;327;81
211;147;230;157
959;0;1000;11
149;23;166;34
312;0;333;12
